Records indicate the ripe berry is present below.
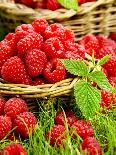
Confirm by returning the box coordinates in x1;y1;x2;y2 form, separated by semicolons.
4;98;28;120
0;144;27;155
0;97;6;115
79;34;99;58
13;112;37;138
32;78;45;86
102;56;116;77
78;0;86;5
17;33;43;59
1;56;31;84
101;90;116;108
43;59;66;83
47;0;61;11
44;37;65;59
33;0;47;9
81;137;102;155
15;24;35;41
109;32;116;42
25;49;47;78
32;18;48;34
44;23;75;43
0;41;15;76
0;116;12;140
46;125;66;146
55;110;77;126
108;76;116;87
21;0;34;6
71;120;94;139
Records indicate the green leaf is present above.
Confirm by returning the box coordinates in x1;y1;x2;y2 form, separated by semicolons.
88;71;111;91
61;59;89;76
57;0;78;11
74;80;100;120
98;55;111;66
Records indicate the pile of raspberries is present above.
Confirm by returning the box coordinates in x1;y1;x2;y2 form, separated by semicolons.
14;0;96;10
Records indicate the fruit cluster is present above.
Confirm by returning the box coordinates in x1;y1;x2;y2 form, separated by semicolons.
14;0;97;10
0;97;37;141
46;110;102;155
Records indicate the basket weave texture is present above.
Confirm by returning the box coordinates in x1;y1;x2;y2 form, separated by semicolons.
0;0;116;41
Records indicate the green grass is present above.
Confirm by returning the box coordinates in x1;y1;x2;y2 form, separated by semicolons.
0;100;116;155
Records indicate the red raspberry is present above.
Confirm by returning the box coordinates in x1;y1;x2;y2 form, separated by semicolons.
7;133;19;141
102;67;108;77
102;56;116;77
47;0;61;11
108;76;116;87
15;24;35;41
33;0;47;9
0;116;12;140
32;78;45;86
64;41;85;60
71;120;94;139
44;23;75;43
109;32;116;42
25;49;47;78
4;33;18;52
21;0;34;6
32;18;48;34
1;56;31;84
0;97;6;115
4;98;28;120
79;34;99;58
98;46;115;59
17;33;43;59
78;0;86;5
46;125;66;146
0;41;15;76
0;144;27;155
55;110;77;127
43;59;66;83
13;112;37;138
81;137;102;155
44;37;65;59
101;90;116;108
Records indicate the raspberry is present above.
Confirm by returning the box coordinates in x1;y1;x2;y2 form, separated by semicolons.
44;23;75;43
78;0;86;5
64;41;85;60
102;56;116;77
15;24;35;41
43;37;65;59
4;98;28;120
98;46;115;59
7;133;19;141
13;112;37;138
32;18;48;34
0;41;15;76
21;0;34;6
0;97;6;115
47;0;61;11
4;33;18;52
33;0;47;9
25;49;47;78
46;125;66;146
101;90;116;108
81;137;102;155
71;120;94;139
55;110;77;126
0;144;27;155
108;76;116;87
1;56;31;84
109;32;116;42
0;116;12;140
79;34;99;58
43;59;66;83
32;78;45;86
102;67;108;77
17;33;43;59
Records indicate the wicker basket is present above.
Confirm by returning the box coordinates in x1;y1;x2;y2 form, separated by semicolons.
0;0;116;41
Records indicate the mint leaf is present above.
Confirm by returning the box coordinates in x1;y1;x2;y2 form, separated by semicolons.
58;0;78;11
61;59;89;76
74;80;100;119
89;71;111;91
98;55;111;66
